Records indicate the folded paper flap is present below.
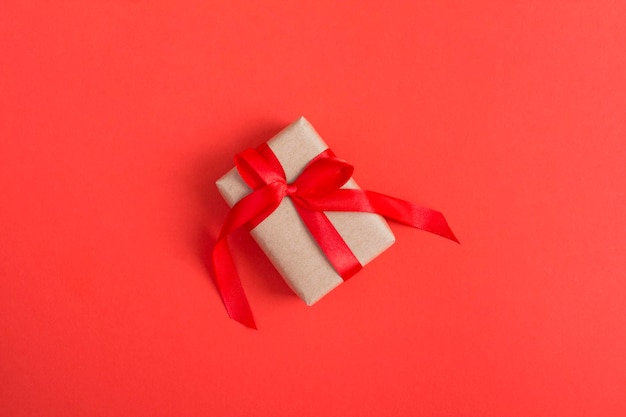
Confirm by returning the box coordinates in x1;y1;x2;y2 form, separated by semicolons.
216;116;395;305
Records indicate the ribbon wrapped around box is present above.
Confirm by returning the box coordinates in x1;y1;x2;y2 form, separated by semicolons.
212;117;458;328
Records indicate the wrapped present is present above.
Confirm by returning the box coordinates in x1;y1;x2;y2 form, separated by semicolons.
212;117;457;328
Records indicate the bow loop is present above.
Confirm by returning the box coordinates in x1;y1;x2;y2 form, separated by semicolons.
235;148;286;189
293;156;353;198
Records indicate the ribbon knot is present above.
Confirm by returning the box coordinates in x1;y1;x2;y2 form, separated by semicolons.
286;184;298;195
212;143;458;329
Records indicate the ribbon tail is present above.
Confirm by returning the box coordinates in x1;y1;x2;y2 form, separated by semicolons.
307;189;459;243
364;191;459;243
212;237;257;329
210;183;284;329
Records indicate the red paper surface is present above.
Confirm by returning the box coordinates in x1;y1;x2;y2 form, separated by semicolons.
1;1;625;416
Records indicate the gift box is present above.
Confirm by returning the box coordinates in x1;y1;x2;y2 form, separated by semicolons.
216;117;396;306
213;116;457;328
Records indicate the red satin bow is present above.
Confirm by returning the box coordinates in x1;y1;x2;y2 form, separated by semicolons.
212;144;458;329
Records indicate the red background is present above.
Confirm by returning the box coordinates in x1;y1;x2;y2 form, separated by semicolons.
1;1;625;416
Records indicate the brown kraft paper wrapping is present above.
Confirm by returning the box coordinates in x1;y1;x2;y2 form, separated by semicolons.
216;117;395;305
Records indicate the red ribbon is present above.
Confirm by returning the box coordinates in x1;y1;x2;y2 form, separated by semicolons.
212;144;458;329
